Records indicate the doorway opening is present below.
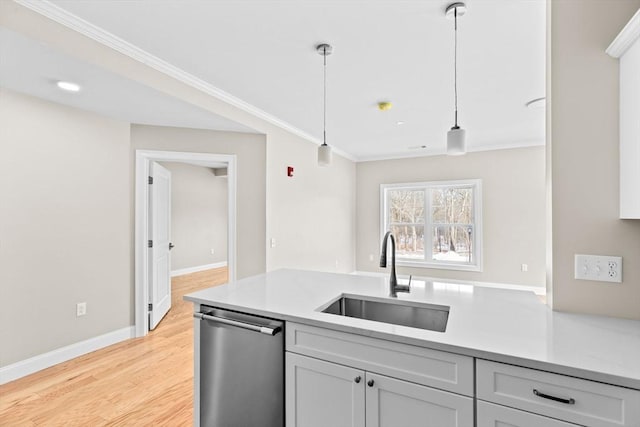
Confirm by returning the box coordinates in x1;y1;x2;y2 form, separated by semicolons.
135;150;237;337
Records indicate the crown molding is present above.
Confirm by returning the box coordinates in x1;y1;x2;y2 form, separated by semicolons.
13;0;357;162
606;8;640;58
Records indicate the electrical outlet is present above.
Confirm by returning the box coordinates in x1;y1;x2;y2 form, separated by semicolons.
76;302;87;317
270;238;276;248
521;264;528;272
574;255;622;283
210;248;215;255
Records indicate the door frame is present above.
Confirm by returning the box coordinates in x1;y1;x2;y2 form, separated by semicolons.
135;149;237;337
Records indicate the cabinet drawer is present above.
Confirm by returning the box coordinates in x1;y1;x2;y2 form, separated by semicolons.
286;322;473;396
477;359;640;427
477;401;578;427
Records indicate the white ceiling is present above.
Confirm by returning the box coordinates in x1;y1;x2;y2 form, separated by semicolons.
0;27;256;133
7;0;546;161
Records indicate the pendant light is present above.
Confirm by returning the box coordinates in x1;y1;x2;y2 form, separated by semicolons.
317;43;333;166
446;2;467;156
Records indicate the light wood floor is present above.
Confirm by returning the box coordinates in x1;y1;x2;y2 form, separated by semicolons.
0;267;228;426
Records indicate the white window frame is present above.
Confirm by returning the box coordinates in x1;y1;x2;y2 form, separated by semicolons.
380;179;483;272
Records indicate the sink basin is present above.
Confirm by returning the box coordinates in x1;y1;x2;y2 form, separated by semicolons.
321;295;449;332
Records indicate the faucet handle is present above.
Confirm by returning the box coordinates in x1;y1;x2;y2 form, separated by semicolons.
396;275;411;293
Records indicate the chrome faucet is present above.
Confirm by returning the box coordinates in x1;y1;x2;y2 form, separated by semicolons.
380;231;410;297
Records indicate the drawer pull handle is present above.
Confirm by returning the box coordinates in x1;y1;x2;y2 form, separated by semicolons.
533;389;576;405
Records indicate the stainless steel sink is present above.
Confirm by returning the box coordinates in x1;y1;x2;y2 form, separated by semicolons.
321;295;449;332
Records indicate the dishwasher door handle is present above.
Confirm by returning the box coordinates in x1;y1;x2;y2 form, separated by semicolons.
194;312;281;336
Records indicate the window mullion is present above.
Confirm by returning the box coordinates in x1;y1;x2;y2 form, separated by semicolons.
425;186;433;262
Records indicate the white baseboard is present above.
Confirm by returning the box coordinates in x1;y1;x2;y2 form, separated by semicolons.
0;326;135;385
171;261;227;277
351;270;546;296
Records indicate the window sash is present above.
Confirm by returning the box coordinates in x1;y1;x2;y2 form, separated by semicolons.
381;179;481;271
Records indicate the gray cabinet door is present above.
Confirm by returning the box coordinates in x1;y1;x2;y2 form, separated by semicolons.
365;372;474;427
286;352;365;427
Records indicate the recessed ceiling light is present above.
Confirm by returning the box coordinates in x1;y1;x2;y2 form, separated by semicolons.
397;121;405;125
56;81;81;92
525;97;545;109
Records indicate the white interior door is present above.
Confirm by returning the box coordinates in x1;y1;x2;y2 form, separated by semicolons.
149;162;172;330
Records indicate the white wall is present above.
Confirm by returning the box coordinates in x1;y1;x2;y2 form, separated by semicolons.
0;89;131;366
550;0;640;320
161;162;227;271
356;147;546;287
131;125;266;280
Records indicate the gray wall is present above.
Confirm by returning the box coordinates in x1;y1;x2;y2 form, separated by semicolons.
131;125;266;280
266;128;357;274
161;162;228;271
0;91;268;367
0;89;131;366
356;147;546;287
550;0;640;319
0;0;359;279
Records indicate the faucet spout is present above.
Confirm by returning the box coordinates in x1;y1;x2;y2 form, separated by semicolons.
380;231;408;297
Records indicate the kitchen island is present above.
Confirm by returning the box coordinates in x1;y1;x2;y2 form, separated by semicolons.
185;269;640;427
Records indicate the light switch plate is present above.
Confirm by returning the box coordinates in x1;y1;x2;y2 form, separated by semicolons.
574;254;622;283
76;302;87;317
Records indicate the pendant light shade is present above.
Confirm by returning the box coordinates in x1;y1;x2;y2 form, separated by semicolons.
447;126;466;155
317;43;333;166
445;2;467;156
318;143;332;166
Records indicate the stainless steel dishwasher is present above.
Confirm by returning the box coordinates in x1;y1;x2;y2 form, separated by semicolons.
194;306;284;427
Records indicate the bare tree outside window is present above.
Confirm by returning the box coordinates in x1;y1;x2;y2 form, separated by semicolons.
383;180;481;270
431;187;473;263
387;189;425;259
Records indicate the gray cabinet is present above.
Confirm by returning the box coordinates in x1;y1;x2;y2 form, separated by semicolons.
285;322;474;427
286;352;364;427
477;359;640;427
286;353;472;427
477;401;577;427
285;323;640;427
365;372;473;427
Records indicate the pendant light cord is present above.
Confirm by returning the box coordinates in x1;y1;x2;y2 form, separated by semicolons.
323;46;327;145
454;7;458;128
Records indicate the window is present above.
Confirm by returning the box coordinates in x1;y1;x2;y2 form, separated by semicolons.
381;179;482;271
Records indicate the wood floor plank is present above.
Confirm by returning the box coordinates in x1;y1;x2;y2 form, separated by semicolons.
0;267;227;426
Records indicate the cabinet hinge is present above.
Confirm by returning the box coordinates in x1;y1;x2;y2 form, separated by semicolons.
148;303;153;311
148;240;153;248
148;176;153;185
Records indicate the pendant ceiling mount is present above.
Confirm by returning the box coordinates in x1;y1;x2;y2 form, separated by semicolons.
445;2;467;19
316;43;333;56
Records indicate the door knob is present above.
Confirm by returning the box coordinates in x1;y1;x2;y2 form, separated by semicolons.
367;379;374;387
169;243;175;250
354;376;361;383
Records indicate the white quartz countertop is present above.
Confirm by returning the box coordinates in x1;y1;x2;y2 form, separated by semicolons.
184;269;640;389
